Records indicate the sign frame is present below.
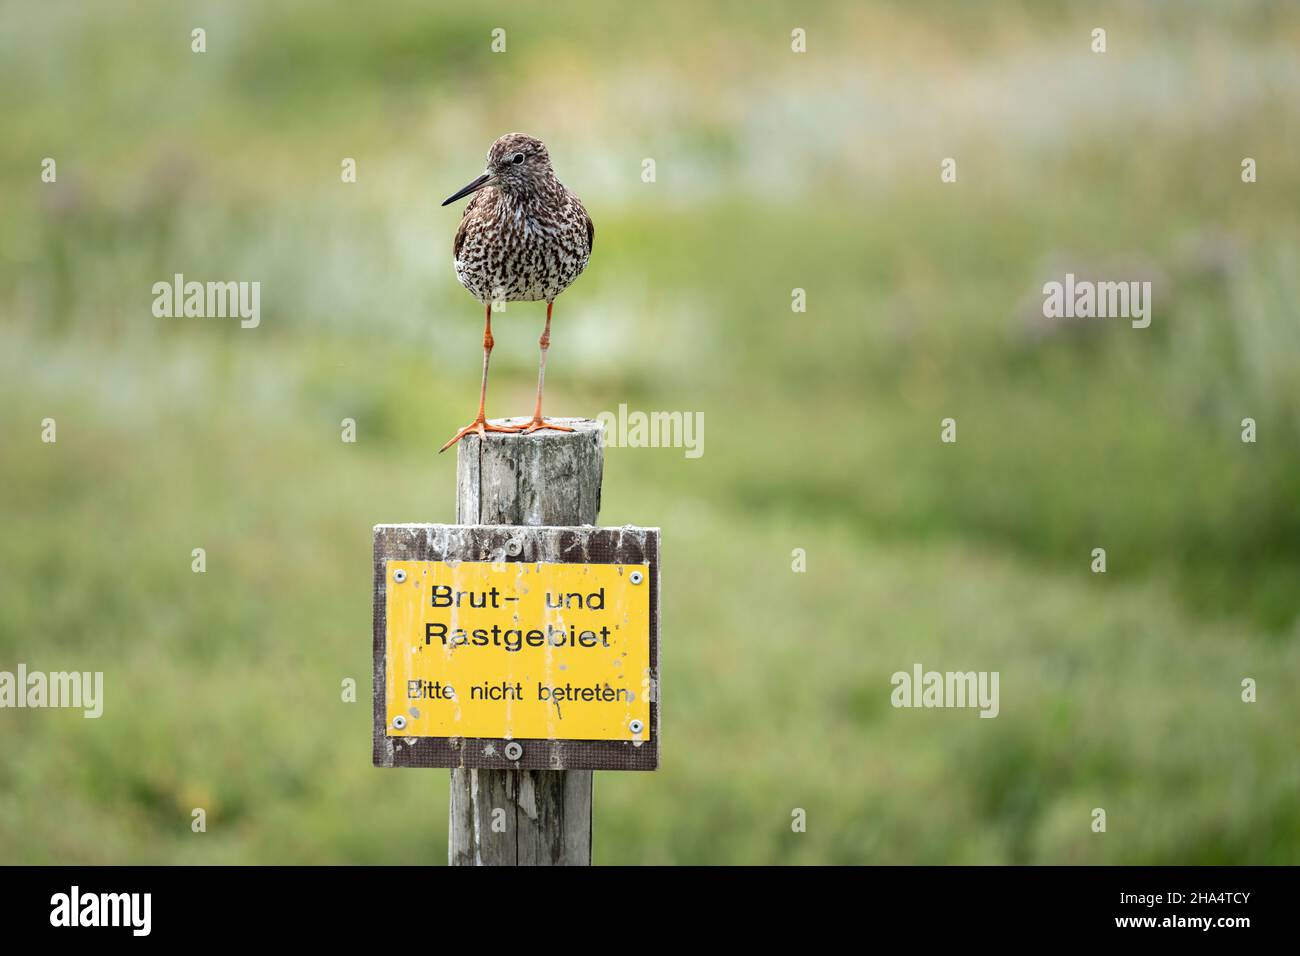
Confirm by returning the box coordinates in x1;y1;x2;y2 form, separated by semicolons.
373;523;660;771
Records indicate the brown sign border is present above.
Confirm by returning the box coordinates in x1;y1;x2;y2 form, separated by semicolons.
373;524;660;771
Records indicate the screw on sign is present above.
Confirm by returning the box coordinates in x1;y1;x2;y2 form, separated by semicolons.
373;421;660;866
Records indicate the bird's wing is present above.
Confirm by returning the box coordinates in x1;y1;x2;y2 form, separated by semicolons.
577;197;594;254
453;204;472;261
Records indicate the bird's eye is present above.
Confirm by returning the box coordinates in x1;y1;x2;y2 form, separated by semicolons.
511;153;525;165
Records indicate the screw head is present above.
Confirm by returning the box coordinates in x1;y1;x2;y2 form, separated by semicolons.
629;570;644;585
392;715;407;730
505;537;523;556
629;719;644;734
392;568;407;584
503;741;523;761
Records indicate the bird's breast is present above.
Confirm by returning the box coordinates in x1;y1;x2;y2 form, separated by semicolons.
454;202;590;303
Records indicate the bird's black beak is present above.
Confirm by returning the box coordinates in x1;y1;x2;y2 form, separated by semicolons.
441;172;493;206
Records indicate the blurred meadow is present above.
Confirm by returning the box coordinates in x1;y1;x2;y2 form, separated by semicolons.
2;0;1299;864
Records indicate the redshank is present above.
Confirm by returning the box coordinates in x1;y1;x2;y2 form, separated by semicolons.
438;132;594;452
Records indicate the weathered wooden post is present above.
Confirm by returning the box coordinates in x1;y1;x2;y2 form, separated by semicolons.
373;418;659;866
450;420;601;866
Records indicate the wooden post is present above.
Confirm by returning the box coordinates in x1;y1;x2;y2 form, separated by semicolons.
448;418;602;866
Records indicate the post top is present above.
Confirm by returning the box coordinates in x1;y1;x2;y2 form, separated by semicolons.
494;417;600;433
461;418;603;446
456;417;605;526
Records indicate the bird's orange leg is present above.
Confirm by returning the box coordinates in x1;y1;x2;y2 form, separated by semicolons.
519;301;575;435
439;303;522;453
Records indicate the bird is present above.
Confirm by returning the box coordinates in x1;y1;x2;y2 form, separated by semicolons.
437;133;594;452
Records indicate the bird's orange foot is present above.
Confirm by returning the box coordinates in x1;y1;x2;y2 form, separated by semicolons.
438;417;522;453
518;417;575;435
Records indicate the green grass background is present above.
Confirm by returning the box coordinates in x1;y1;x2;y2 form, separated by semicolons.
2;0;1298;864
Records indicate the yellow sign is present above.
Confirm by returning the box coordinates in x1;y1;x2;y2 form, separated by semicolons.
384;560;652;742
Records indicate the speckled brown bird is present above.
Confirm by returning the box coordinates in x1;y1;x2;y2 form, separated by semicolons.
438;132;594;452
